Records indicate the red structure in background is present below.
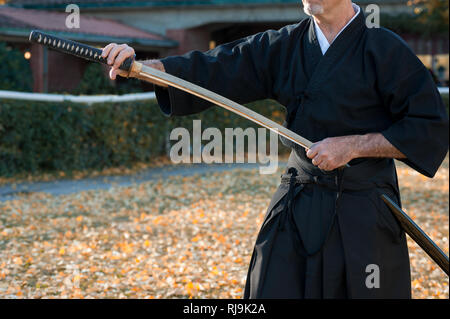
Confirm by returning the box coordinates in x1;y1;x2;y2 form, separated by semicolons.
0;6;176;92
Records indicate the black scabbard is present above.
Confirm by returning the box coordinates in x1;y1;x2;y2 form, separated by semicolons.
381;194;449;276
29;30;133;72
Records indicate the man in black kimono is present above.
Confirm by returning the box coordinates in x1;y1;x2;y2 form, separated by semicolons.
103;0;449;298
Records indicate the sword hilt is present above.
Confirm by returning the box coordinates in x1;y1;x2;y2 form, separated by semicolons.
29;30;134;72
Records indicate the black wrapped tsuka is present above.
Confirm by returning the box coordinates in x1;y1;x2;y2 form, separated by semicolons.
29;29;134;72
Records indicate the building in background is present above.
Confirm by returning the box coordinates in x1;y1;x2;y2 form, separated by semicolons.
1;0;448;92
0;5;176;92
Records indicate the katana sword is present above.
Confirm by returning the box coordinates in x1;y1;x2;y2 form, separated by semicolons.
381;194;449;275
28;29;313;150
29;30;448;275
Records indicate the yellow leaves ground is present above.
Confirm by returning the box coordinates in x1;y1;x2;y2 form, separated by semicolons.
0;155;448;299
397;157;449;298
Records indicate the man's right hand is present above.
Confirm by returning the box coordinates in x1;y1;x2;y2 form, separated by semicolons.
101;43;167;87
101;43;136;80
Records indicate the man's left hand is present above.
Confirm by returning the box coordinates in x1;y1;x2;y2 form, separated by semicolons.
306;136;357;171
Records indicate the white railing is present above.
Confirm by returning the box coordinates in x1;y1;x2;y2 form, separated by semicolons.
0;90;156;105
0;87;448;104
438;87;449;94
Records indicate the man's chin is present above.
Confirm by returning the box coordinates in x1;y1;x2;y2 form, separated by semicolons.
303;4;324;16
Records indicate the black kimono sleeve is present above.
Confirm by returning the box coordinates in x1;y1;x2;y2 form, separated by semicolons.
154;29;284;116
376;32;449;177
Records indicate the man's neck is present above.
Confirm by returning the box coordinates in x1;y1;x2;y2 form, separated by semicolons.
313;1;356;44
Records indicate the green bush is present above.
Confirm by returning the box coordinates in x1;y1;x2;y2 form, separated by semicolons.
380;12;448;36
0;99;286;177
0;42;32;92
72;63;143;95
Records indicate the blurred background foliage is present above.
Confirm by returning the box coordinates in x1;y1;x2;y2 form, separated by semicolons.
407;0;449;34
0;99;288;177
0;42;32;92
72;64;144;95
383;0;448;35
